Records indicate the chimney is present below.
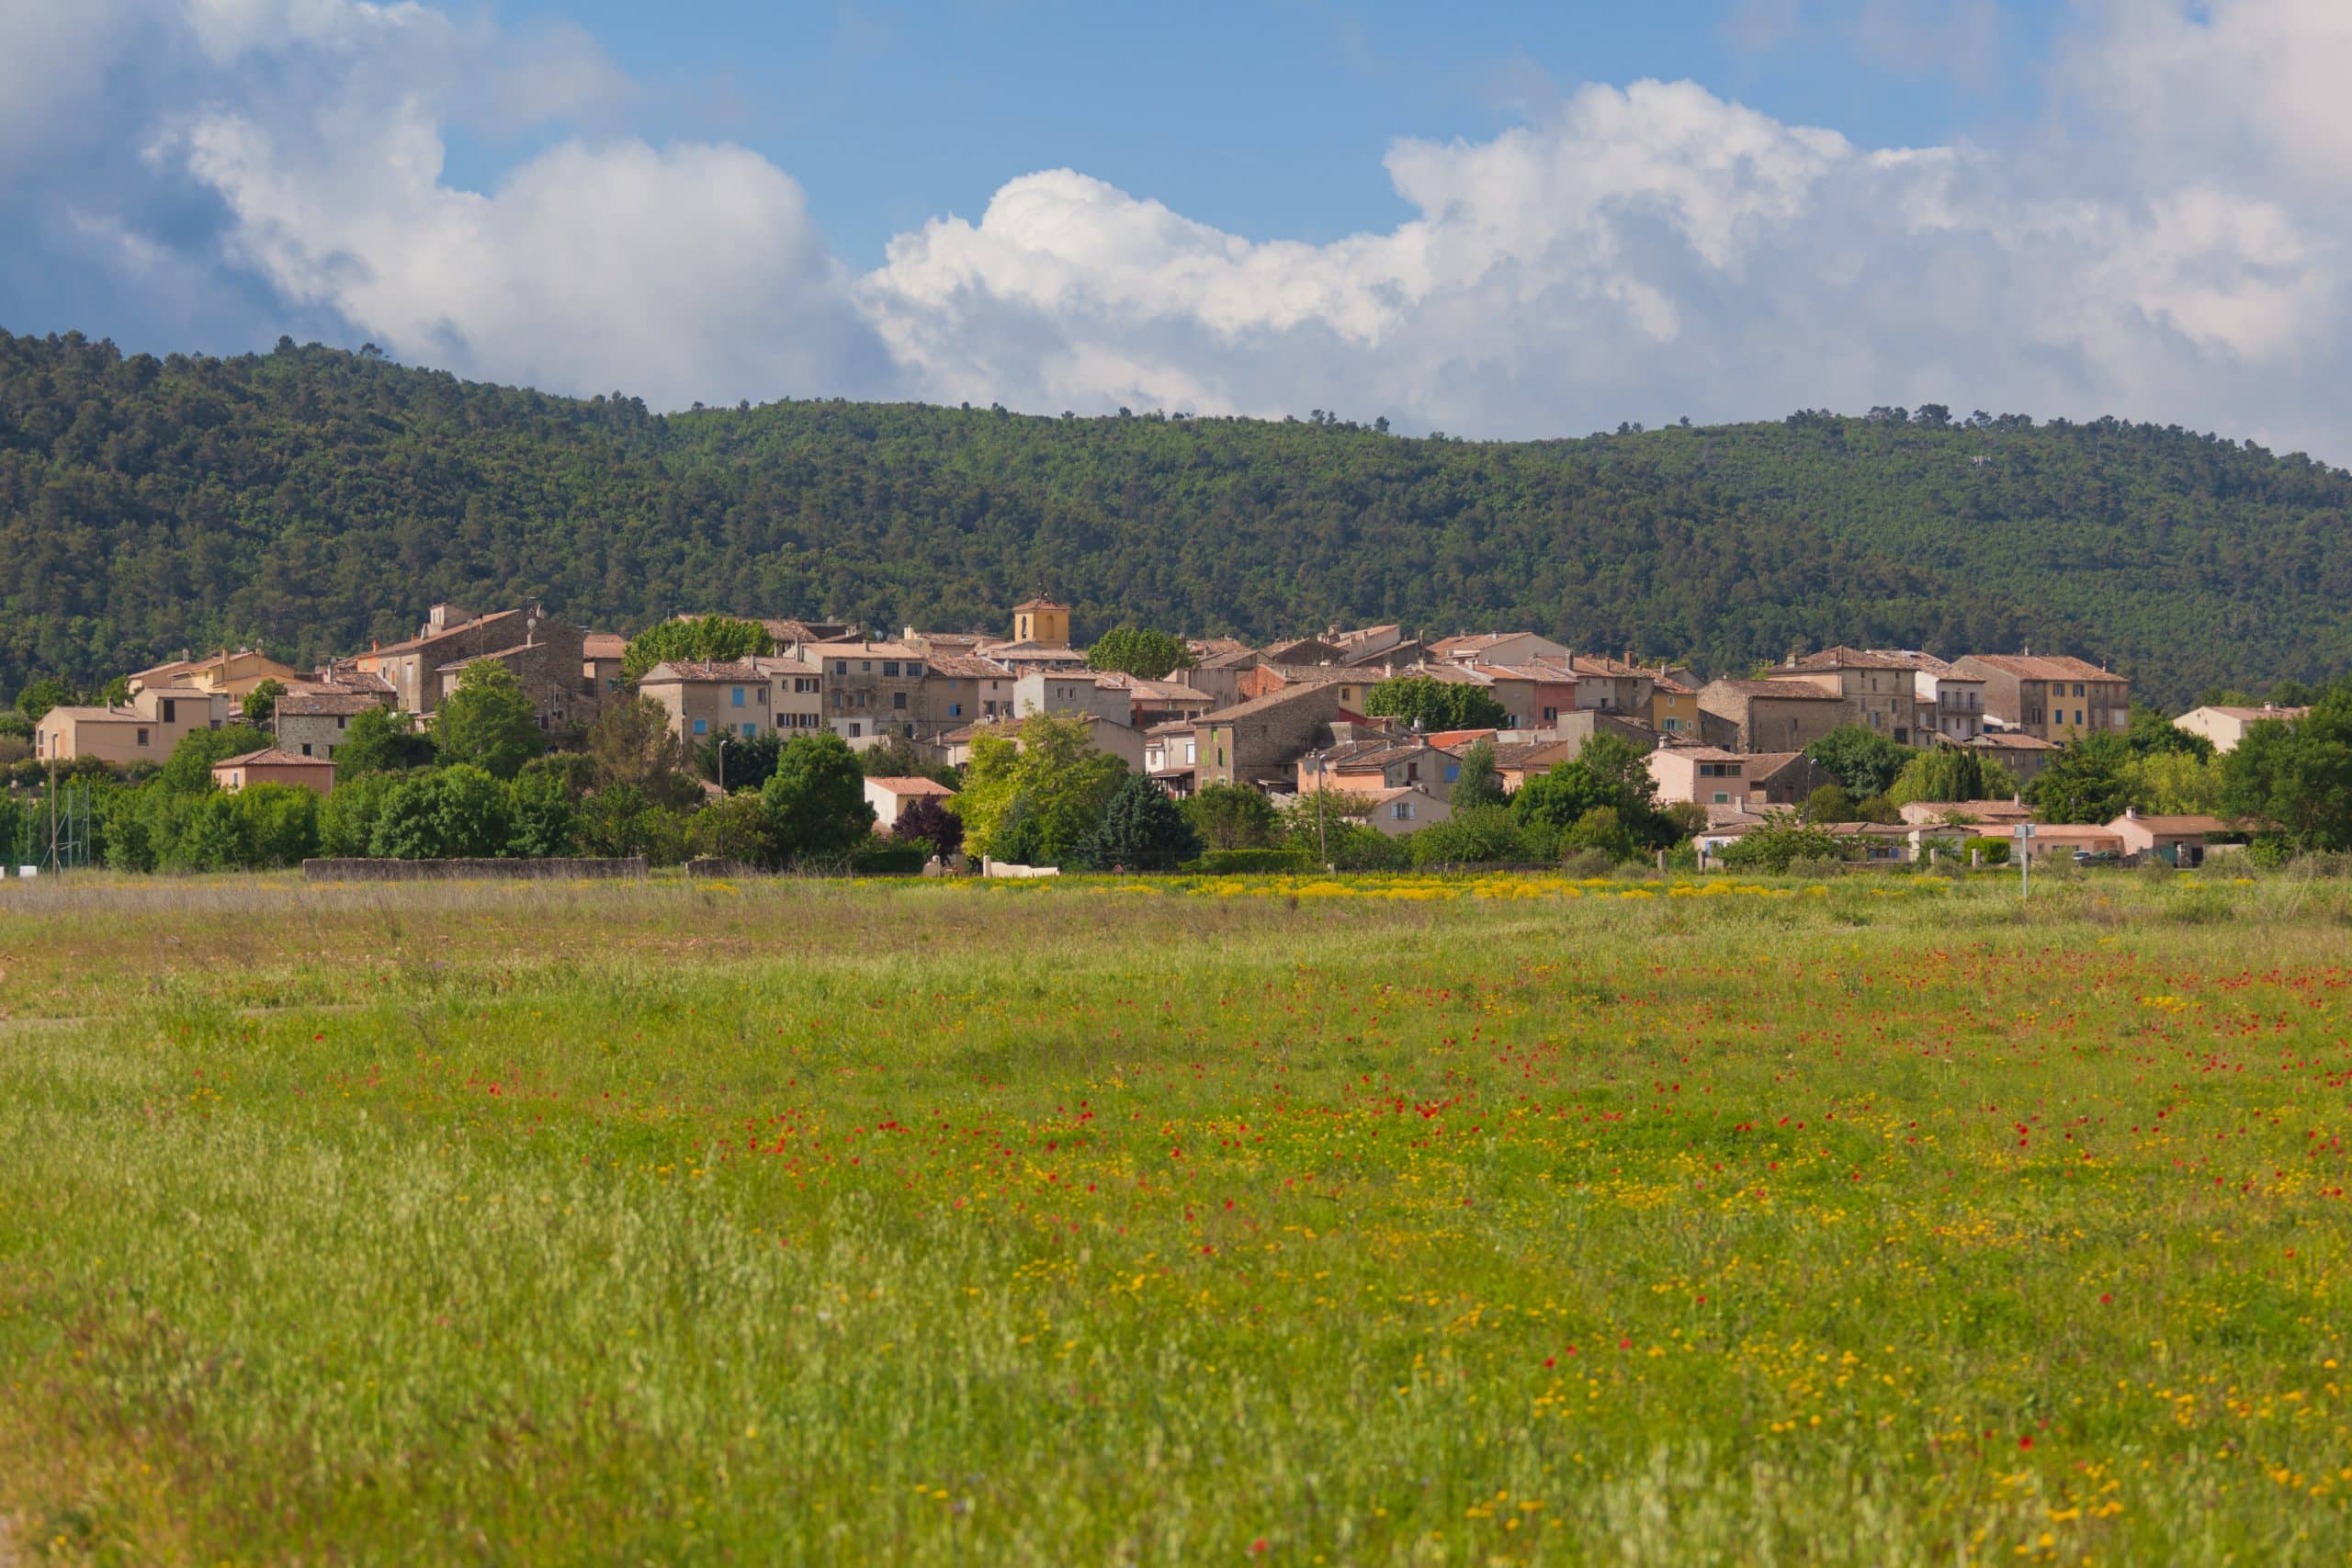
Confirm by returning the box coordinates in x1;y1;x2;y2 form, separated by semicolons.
2126;806;2140;819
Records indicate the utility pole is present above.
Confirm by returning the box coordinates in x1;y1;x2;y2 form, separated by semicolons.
44;753;57;876
2016;823;2033;897
1309;750;1328;864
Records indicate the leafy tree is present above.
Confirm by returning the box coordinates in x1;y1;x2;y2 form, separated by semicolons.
0;713;30;741
1085;626;1193;680
13;676;75;723
696;729;783;793
1363;677;1508;732
233;783;322;867
1182;781;1280;851
1721;818;1853;872
1408;805;1529;867
1803;783;1856;823
761;731;876;865
1511;735;1674;847
684;792;778;865
1804;726;1916;799
2220;689;2352;851
435;662;543;779
158;723;269;793
1887;747;2011;806
2126;702;2213;759
854;735;955;784
317;771;399;856
2125;750;2224;816
506;768;581;857
575;783;688;863
587;695;700;807
1449;739;1505;809
334;706;435;778
1086;773;1201;871
519;750;597;797
1561;806;1638;863
892;795;965;859
2026;733;2135;824
952;714;1125;863
621;615;774;682
370;766;514;859
241;678;287;726
97;676;131;707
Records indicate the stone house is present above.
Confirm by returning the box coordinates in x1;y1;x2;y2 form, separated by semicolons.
1742;751;1838;807
582;633;628;702
639;659;812;748
355;604;592;729
1960;730;2058;783
1776;648;1921;740
1360;784;1452;837
756;654;827;735
273;685;392;761
922;655;1016;728
1235;663;1381;715
1696;679;1847;752
1177;648;1262;709
1953;653;2130;741
34;685;231;764
802;639;929;740
1013;671;1135;728
1298;738;1453;800
1193;682;1345;789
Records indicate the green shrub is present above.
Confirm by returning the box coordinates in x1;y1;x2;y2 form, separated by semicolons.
1182;847;1316;874
850;835;928;875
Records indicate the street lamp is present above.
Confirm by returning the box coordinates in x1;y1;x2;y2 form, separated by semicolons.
1307;749;1329;864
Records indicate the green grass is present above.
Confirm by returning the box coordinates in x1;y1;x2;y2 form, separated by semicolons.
4;868;2352;1562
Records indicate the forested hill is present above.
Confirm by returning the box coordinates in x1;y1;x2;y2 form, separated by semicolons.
4;327;2349;708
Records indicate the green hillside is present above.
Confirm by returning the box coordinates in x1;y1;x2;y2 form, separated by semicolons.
4;328;2348;708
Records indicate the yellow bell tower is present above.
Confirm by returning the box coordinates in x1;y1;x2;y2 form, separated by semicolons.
1012;596;1070;648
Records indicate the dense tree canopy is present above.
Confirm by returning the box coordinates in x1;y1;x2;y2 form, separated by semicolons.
1363;678;1510;732
621;615;774;682
1085;627;1193;681
8;332;2351;710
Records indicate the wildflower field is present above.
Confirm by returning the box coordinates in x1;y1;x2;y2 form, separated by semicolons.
3;868;2351;1562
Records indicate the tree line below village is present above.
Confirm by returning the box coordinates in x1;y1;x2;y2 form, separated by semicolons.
6;330;2352;709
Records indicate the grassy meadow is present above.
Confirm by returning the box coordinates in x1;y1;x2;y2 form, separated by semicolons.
3;867;2352;1562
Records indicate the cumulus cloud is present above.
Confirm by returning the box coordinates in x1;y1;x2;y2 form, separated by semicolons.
11;0;2352;456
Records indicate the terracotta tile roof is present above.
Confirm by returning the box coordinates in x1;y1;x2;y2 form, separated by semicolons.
367;608;523;658
639;659;770;682
582;633;628;660
1012;597;1068;613
867;776;956;796
1423;728;1499;750
2113;812;2232;834
212;747;333;770
925;655;1013;679
1962;653;2125;682
1702;679;1842;700
2192;705;2309;722
277;691;383;716
1970;731;2059;750
1782;646;1924;672
1198;683;1341;723
801;639;924;660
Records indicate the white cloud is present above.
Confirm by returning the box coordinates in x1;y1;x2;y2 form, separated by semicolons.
15;0;2352;457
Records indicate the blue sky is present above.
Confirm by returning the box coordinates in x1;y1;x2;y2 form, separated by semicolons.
4;2;2349;457
457;0;2060;264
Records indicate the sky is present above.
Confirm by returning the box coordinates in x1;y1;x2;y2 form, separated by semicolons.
4;1;2350;458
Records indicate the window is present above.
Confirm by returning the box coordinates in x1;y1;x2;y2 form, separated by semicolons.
797;678;819;693
909;664;923;679
1543;705;1558;722
833;660;849;676
949;702;964;717
883;661;899;677
137;728;150;747
300;743;312;756
848;722;863;738
337;715;348;728
2073;682;2086;696
730;686;746;707
757;687;768;705
1712;791;1730;805
1444;762;1460;782
1392;800;1415;821
893;692;908;710
861;660;873;672
1663;716;1683;733
693;718;708;735
162;699;176;724
1406;761;1419;781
